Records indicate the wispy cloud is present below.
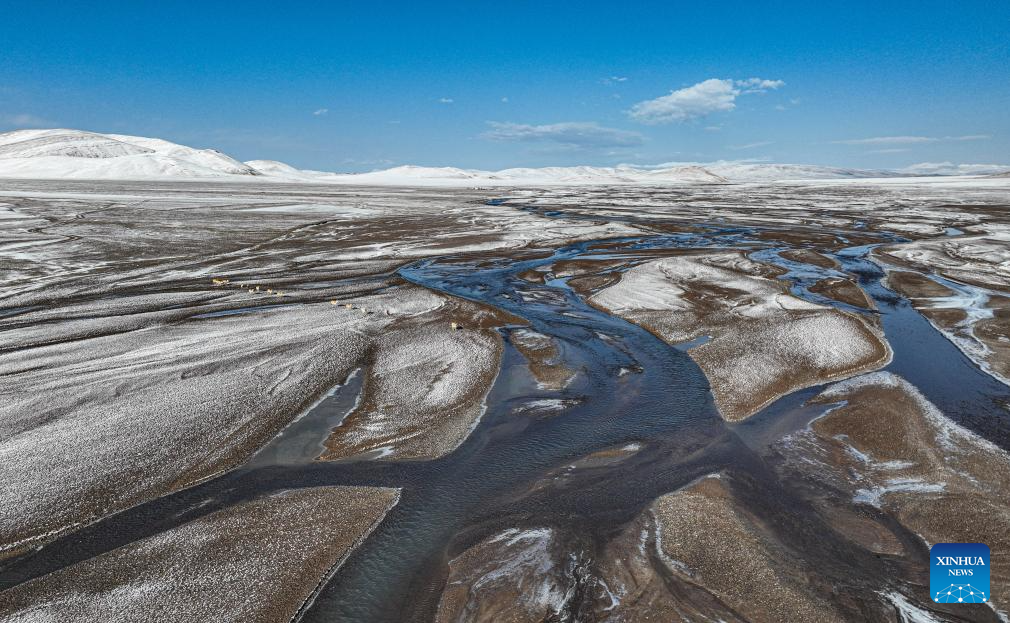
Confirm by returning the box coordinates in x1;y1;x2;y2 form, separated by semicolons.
775;98;802;111
341;157;395;166
312;108;329;116
729;140;774;150
867;148;911;154
482;121;644;150
900;161;1009;175
833;134;990;145
628;78;784;124
501;96;509;103
601;76;629;85
734;78;785;93
437;97;454;104
1;113;52;127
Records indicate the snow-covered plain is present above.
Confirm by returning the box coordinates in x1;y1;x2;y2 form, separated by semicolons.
0;180;660;555
4;128;1009;185
2;171;1010;622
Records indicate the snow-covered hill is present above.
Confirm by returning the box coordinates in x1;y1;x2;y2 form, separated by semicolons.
0;128;1005;186
338;164;729;185
491;165;728;184
0;129;261;180
700;162;901;181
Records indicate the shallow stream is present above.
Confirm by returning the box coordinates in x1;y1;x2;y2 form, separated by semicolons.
2;222;1008;622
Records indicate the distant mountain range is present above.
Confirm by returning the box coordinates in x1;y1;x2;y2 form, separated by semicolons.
0;129;1007;185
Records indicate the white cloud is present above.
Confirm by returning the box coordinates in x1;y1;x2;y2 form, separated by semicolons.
834;134;990;145
438;97;454;104
501;96;509;103
628;77;784;124
623;157;769;169
312;108;329;116
601;76;629;85
900;162;1010;176
482;121;644;149
729;141;774;150
834;136;933;145
735;78;785;93
867;148;911;154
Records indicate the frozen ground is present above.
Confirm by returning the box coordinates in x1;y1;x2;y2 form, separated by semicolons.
1;175;1009;622
776;371;1010;615
0;180;654;555
590;251;890;420
0;486;399;623
879;227;1010;385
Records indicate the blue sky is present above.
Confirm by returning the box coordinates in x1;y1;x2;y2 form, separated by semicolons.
1;1;1007;171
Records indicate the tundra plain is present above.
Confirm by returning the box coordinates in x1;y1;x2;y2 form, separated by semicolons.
1;176;1010;622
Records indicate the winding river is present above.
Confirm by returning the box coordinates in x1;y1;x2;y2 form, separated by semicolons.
2;220;1008;622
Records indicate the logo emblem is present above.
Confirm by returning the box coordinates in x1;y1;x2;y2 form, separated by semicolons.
930;543;990;603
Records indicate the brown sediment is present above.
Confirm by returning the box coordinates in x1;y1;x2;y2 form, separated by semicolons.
809;277;875;309
920;307;968;330
319;297;522;461
568;442;641;466
589;250;891;421
774;375;1010;609
779;248;838;269
509;328;576;390
693;317;889;421
461;471;855;622
0;284;417;554
886;270;1010;381
877;234;1010;295
644;475;848;623
565;272;622;297
0;486;399;623
628;221;702;235
551;257;628;278
885;270;956;299
516;268;547;284
589;504;751;622
755;229;877;250
435;527;587;623
975;295;1010;380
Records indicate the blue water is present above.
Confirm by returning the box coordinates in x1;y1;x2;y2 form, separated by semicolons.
3;224;1007;623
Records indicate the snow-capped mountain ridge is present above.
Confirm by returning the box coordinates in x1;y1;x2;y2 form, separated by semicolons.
0;128;1005;185
0;129;155;159
698;162;903;181
0;129;261;179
